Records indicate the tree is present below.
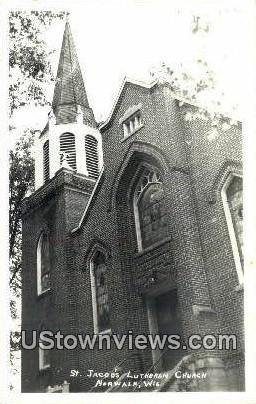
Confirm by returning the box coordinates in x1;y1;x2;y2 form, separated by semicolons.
9;129;35;286
150;13;239;139
9;11;66;114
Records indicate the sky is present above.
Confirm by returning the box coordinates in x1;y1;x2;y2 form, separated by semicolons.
11;0;247;139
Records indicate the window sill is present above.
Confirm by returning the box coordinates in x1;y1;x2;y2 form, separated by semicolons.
121;124;144;142
134;236;172;258
96;328;112;336
37;288;51;300
39;364;51;374
92;329;112;338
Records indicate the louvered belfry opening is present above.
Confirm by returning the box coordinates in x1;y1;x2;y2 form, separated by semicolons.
60;132;77;170
43;140;50;183
85;135;99;179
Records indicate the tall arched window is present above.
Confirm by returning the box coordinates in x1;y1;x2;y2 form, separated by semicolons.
90;251;111;334
85;135;99;179
43;140;50;183
39;324;50;370
134;166;168;251
37;232;51;295
60;132;77;170
222;174;243;283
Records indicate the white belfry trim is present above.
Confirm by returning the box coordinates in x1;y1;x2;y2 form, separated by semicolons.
35;119;103;189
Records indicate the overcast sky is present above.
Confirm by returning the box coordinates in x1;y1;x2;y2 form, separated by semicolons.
12;0;247;135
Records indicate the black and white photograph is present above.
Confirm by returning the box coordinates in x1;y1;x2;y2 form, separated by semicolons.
1;0;256;402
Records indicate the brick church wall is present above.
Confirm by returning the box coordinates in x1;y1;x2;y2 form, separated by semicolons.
21;82;243;392
179;105;244;387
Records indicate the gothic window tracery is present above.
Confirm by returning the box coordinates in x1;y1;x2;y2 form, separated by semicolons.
134;167;168;250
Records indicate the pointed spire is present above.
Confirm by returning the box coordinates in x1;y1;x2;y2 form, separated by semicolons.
52;20;96;126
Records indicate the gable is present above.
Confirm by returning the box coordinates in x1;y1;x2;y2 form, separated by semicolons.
100;78;157;132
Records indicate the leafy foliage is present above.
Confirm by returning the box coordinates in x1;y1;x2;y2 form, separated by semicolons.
9;130;35;286
9;11;66;114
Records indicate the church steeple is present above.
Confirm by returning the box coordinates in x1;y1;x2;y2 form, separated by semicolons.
34;19;103;190
52;20;96;127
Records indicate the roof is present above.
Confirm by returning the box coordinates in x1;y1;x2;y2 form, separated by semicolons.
99;77;241;131
52;21;90;110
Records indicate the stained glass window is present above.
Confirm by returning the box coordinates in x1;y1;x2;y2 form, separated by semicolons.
93;252;110;333
135;167;168;250
37;233;51;294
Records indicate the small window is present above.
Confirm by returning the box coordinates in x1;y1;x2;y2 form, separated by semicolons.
123;111;142;138
85;135;99;179
90;251;111;334
60;133;77;170
39;326;50;370
222;174;243;283
134;167;168;251
37;232;51;295
43;140;50;183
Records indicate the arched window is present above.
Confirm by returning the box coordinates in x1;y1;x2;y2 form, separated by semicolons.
134;166;168;251
85;135;99;179
43;140;50;183
37;232;51;295
90;251;111;334
60;132;77;170
39;324;50;370
222;174;243;283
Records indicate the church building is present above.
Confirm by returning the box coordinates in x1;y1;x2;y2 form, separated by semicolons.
21;21;244;392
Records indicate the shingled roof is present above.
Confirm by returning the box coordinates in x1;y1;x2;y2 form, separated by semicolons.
52;21;96;126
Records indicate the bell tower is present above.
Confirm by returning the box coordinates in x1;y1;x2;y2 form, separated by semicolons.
34;20;103;189
21;20;103;392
